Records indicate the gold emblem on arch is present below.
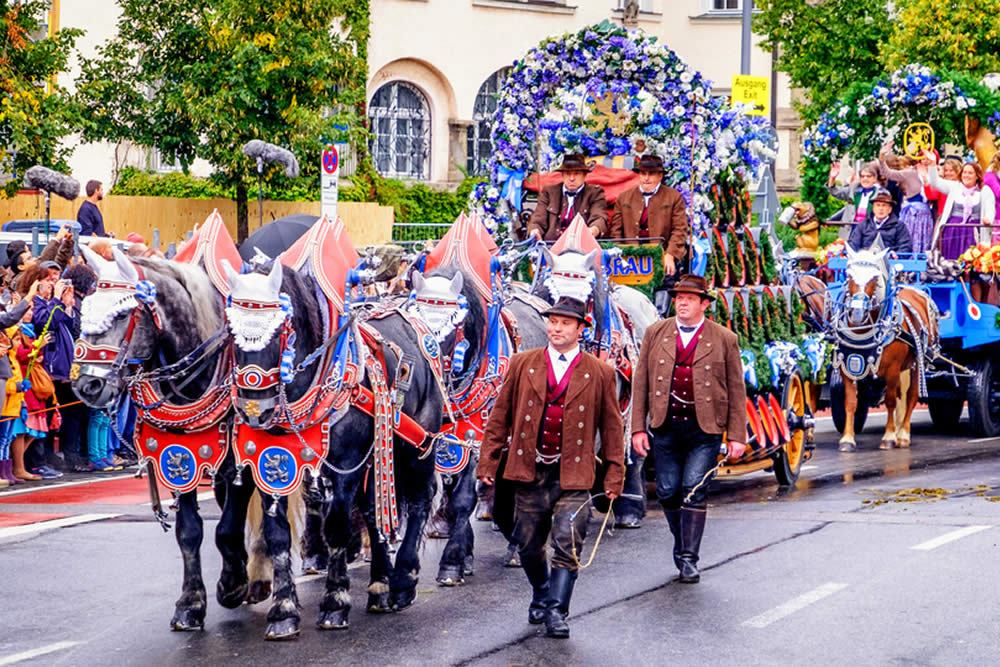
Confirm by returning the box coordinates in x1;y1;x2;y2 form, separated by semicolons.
904;123;935;160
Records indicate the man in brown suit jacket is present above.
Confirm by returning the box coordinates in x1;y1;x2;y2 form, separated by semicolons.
478;297;624;639
631;274;747;584
527;154;609;242
610;154;689;276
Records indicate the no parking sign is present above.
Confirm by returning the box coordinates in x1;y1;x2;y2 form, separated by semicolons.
321;145;339;218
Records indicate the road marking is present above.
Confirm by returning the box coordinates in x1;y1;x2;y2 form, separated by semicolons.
141;490;215;507
0;473;133;498
0;513;121;540
0;641;81;665
968;436;1000;444
802;465;818;471
293;560;366;584
911;525;992;551
742;582;848;629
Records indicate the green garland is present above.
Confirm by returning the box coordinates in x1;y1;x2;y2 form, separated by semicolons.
743;231;762;286
790;291;807;336
748;292;766;347
711;294;731;328
600;242;664;301
760;290;775;340
727;231;747;287
752;341;773;393
759;233;778;285
731;293;750;348
711;231;729;288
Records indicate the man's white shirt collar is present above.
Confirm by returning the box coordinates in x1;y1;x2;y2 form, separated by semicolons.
547;345;580;384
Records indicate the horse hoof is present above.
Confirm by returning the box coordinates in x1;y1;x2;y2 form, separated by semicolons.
879;440;894;450
838;441;857;453
436;565;464;587
391;587;417;611
614;515;642;529
246;580;272;605
897;440;911;449
170;608;205;632
366;592;392;613
302;555;328;575
216;579;248;610
463;555;475;577
264;618;301;641
317;609;350;631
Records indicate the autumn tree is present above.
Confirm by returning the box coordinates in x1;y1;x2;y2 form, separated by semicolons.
883;0;1000;76
0;0;81;196
75;0;369;241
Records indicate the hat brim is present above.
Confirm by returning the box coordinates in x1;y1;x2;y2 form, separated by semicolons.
632;165;666;173
541;306;588;322
555;165;595;173
668;286;715;301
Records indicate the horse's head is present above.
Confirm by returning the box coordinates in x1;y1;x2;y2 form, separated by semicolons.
408;268;486;378
73;246;157;408
541;248;600;305
224;259;295;428
844;245;889;327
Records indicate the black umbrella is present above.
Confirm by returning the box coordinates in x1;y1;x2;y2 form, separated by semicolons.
239;214;318;262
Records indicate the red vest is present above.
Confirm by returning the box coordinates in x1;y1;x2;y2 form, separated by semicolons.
668;324;702;423
539;351;582;459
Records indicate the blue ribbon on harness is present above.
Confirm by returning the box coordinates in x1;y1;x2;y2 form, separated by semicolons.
497;166;525;211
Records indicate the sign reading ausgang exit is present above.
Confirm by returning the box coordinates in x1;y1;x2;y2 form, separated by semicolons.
732;75;770;117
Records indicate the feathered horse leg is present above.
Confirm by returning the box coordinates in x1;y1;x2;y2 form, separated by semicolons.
260;491;301;641
436;460;479;586
170;491;206;631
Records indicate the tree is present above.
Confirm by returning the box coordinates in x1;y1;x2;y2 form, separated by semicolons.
753;0;892;124
0;0;81;196
75;0;369;241
883;0;1000;76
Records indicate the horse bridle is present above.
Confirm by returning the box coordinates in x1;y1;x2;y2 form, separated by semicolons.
230;298;294;428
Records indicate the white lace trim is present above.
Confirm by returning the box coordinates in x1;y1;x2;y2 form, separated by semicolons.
544;271;594;304
81;288;138;336
226;304;287;352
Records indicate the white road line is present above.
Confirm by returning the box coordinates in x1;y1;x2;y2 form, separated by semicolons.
0;473;133;498
0;513;122;540
742;583;848;629
141;490;215;507
968;436;1000;444
911;525;992;551
0;641;81;666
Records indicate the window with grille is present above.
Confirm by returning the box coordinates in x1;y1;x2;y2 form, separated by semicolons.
467;68;511;176
710;0;741;10
368;81;431;180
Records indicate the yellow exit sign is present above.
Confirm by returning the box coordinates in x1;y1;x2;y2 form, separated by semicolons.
732;75;770;117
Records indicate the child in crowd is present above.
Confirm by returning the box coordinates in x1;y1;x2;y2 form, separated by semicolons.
11;322;51;481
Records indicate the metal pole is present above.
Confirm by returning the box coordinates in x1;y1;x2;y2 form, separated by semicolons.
740;0;754;75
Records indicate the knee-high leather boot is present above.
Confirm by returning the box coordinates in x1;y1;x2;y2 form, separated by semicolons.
678;506;707;583
544;567;577;638
521;555;549;625
664;507;682;570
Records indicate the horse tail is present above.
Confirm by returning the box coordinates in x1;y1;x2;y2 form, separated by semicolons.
245;486;307;587
287;485;305;560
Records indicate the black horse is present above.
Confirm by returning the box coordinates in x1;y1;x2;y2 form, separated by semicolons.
72;248;278;632
226;259;445;635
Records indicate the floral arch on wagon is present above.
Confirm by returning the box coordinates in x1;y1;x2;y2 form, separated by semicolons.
467;20;777;235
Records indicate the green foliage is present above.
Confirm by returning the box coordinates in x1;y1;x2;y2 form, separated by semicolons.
884;1;1000;76
759;231;778;284
753;0;892;124
600;242;664;301
0;0;82;196
74;0;369;240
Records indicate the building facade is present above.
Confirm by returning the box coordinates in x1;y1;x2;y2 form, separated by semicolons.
367;0;801;191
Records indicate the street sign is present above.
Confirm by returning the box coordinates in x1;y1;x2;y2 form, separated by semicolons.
732;75;770;117
321;144;339;219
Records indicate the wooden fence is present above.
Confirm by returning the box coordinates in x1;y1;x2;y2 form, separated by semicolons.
0;194;394;247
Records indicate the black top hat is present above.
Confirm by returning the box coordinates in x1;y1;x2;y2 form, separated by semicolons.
632;154;665;173
668;274;715;301
541;297;588;323
555;154;595;173
872;187;895;205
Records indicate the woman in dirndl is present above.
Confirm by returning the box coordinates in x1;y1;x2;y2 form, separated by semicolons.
926;155;997;260
878;142;934;253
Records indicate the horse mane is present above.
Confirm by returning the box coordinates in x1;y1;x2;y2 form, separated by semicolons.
278;265;323;357
132;257;224;355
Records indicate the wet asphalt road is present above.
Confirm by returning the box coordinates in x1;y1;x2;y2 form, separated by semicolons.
2;410;1000;666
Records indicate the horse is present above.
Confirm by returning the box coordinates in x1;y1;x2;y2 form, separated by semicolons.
832;246;939;452
224;258;446;635
71;247;285;633
530;245;658;525
405;264;547;585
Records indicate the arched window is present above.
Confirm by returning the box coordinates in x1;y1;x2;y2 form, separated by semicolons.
368;81;430;180
467;68;510;176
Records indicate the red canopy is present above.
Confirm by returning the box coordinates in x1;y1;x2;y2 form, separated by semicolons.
424;212;496;302
523;164;640;206
174;209;243;297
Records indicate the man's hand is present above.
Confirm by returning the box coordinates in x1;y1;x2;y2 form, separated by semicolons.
478;476;495;486
663;252;677;276
828;162;840;184
726;441;748;461
60;284;74;308
56;226;70;240
632;431;650;457
528;228;542;242
588;225;601;238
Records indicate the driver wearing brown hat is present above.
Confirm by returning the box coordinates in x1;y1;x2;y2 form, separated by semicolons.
610;154;689;277
847;187;913;254
631;274;746;584
527;154;609;241
478;296;623;639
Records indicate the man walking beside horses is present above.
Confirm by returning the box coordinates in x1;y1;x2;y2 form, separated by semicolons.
478;297;624;639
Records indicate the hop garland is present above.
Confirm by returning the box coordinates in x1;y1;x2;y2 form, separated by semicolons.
712;229;730;288
759;232;778;284
752;342;773;392
790;290;807;336
727;231;747;287
743;230;762;286
731;292;750;348
711;293;732;328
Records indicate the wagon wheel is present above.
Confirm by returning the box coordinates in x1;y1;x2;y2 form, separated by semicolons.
927;397;964;432
829;366;869;435
773;371;807;487
967;357;1000;437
